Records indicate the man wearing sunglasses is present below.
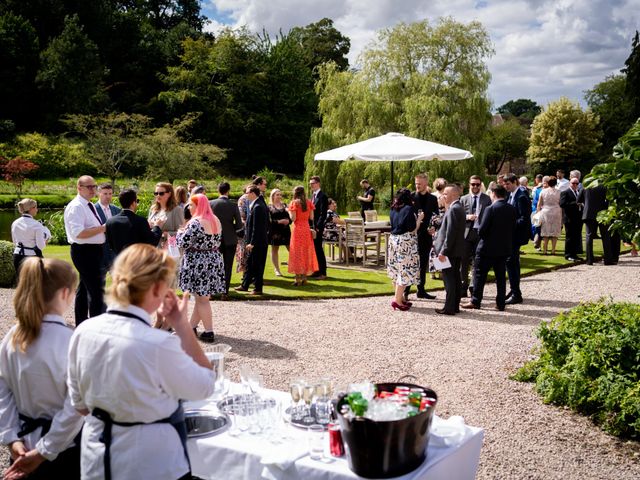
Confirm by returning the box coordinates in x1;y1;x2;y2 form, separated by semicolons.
459;176;491;298
64;175;107;324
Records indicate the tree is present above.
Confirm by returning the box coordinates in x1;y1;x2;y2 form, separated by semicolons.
0;12;40;131
290;18;351;73
132;115;225;184
584;74;635;156
62;113;151;186
305;17;493;208
482;119;529;174
0;156;38;198
497;99;541;120
527;97;601;172
585;119;640;245
622;31;640;123
36;15;106;125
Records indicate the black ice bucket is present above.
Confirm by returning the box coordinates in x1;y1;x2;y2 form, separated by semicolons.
336;382;437;479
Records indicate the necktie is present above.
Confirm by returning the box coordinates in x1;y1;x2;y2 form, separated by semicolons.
88;203;103;225
472;195;477;215
313;192;317;202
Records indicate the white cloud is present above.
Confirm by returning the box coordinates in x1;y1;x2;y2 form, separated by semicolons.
204;0;640;109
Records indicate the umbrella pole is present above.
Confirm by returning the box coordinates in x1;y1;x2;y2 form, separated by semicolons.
390;161;395;202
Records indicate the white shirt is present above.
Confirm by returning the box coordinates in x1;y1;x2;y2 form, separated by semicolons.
98;202;113;220
11;214;51;255
557;177;570;191
0;314;84;461
64;194;105;244
67;305;215;480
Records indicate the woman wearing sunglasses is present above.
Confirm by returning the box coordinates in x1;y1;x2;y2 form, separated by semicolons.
148;183;184;249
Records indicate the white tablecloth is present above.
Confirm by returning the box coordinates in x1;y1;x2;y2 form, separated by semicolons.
186;387;483;480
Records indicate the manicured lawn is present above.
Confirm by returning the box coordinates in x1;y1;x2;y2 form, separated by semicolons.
45;235;626;300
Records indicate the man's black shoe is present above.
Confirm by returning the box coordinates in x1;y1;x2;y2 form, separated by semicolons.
417;291;436;299
434;308;455;315
505;296;523;305
505;291;513;300
199;331;215;343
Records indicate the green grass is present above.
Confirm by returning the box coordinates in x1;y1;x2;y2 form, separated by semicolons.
44;235;627;300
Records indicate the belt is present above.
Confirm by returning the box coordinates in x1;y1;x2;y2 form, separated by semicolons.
92;403;190;480
18;413;52;438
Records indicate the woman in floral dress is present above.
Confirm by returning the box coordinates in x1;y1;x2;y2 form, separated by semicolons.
235;190;250;273
387;188;424;311
176;194;225;343
287;186;318;286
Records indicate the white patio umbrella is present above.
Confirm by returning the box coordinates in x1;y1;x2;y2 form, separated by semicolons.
314;132;473;194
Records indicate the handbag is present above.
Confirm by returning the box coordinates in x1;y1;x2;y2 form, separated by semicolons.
166;235;180;258
531;211;543;228
310;228;317;240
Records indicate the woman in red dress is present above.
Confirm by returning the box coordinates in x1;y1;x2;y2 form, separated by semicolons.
288;186;319;286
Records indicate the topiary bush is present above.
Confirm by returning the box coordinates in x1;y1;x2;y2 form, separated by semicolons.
0;240;16;287
514;299;640;439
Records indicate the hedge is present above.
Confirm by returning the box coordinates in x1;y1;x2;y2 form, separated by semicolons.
514;299;640;438
0;240;16;287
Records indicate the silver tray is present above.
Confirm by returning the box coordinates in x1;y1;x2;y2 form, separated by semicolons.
216;394;260;412
185;409;230;438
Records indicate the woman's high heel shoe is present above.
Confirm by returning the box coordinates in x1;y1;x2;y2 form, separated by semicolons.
391;301;410;311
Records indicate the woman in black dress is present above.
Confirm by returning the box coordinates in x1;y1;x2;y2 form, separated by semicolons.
268;189;291;276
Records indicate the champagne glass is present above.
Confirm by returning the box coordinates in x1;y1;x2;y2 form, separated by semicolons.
289;380;303;421
302;383;315;425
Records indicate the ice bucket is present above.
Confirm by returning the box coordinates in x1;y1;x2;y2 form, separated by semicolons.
336;382;437;479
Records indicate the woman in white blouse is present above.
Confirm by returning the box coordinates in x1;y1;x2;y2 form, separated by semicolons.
67;244;214;480
10;198;51;274
1;258;83;479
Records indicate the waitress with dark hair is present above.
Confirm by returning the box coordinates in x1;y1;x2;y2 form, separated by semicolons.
387;188;424;311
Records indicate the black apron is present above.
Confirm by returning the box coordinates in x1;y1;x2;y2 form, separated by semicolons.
90;310;190;480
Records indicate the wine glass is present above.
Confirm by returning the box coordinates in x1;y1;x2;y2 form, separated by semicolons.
289;380;303;421
301;383;316;425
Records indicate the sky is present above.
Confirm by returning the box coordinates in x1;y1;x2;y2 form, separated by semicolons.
201;0;640;111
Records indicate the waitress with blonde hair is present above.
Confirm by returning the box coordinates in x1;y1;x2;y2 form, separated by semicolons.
11;198;51;275
1;258;83;479
67;244;215;480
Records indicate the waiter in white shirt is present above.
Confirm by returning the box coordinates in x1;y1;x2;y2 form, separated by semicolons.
11;198;51;274
64;175;107;325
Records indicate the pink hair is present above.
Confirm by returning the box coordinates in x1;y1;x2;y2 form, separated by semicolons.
189;194;220;234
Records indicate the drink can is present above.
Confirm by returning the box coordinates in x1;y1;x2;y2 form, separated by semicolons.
328;422;344;457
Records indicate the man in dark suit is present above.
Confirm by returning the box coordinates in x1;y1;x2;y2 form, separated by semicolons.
405;173;439;301
433;185;466;315
577;185;619;265
560;177;583;261
105;189;163;255
503;173;532;305
309;175;328;279
95;183;121;275
237;185;269;295
461;185;516;311
210;182;244;296
459;175;492;297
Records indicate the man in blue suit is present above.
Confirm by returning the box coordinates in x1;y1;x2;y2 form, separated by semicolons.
503;174;532;305
94;183;120;274
461;185;516;311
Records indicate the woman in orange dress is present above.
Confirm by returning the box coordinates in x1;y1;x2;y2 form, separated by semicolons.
288;186;319;286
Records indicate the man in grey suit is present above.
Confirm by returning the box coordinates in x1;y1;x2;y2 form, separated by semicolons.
210;182;244;297
433;185;466;315
459;175;491;297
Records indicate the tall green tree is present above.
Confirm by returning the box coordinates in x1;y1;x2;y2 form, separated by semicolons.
160;28;316;174
36;15;107;127
584;74;635;156
290;18;350;73
482;119;529;174
527;97;601;172
622;31;640;122
0;12;39;131
497;98;541;121
305;17;492;208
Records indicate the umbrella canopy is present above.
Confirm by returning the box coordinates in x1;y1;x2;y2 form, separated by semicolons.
314;132;473;162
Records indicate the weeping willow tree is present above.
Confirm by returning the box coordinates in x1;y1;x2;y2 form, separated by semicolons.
305;17;492;210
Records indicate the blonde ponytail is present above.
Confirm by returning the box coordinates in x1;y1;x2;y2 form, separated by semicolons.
12;258;77;352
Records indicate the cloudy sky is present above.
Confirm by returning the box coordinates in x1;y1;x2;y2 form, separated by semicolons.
201;0;640;110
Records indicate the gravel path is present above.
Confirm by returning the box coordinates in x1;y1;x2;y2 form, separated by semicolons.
1;256;639;478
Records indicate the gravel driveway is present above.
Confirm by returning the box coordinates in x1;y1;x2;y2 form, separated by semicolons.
1;256;639;479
